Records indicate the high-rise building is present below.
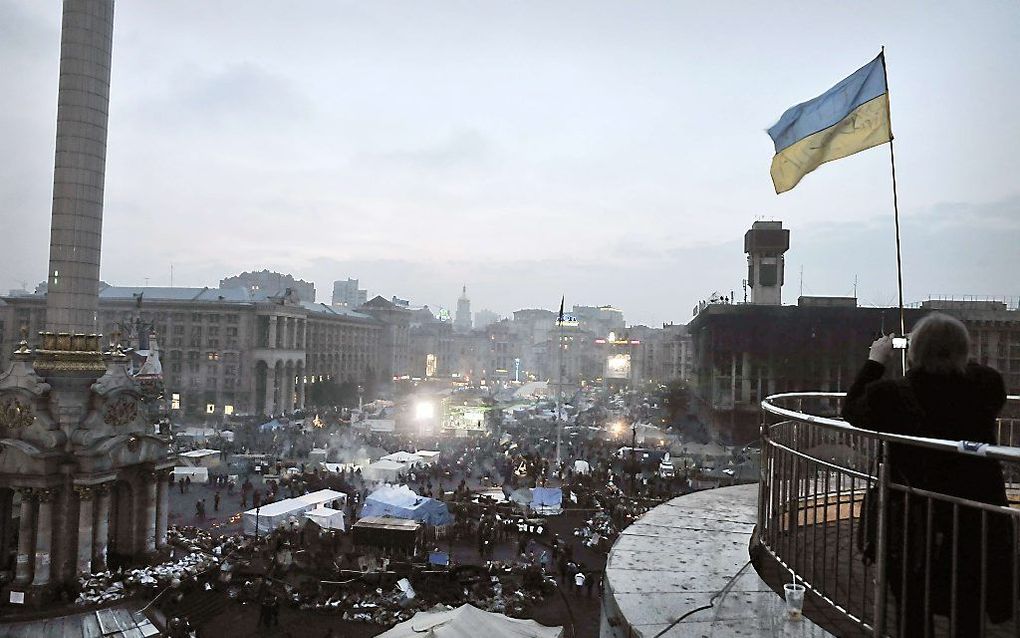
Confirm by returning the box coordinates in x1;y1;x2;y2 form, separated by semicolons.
455;285;472;332
332;278;368;308
220;270;315;303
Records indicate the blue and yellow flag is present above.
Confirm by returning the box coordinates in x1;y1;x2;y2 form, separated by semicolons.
768;53;891;193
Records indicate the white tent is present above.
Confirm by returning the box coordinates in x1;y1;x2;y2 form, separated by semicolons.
304;506;345;531
376;604;562;638
179;449;221;468
572;460;591;475
381;451;424;466
242;489;346;535
365;459;405;483
172;466;208;484
414;450;441;464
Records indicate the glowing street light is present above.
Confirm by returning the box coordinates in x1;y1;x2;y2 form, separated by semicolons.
415;400;435;420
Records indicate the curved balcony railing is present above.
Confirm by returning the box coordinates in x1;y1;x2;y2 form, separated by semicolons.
757;392;1020;637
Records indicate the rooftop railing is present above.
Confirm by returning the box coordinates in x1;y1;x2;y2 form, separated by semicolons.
757;392;1020;637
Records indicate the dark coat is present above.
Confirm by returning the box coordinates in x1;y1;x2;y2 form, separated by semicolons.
842;359;1013;630
843;359;1007;506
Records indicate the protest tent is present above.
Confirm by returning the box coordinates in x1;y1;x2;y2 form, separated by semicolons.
572;460;591;475
242;489;346;535
178;449;221;468
361;485;453;526
531;487;562;515
381;451;424;466
304;506;346;531
414;450;441;464
293;488;346;509
172;466;208;484
365;459;405;483
376;603;562;638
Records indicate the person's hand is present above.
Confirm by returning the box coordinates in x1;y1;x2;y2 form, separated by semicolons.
868;334;894;364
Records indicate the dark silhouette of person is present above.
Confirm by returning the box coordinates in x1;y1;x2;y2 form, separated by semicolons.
843;313;1014;636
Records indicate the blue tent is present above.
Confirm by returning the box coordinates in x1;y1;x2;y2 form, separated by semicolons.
531;487;563;515
360;485;454;526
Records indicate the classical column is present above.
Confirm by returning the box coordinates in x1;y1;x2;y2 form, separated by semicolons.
14;488;36;585
31;488;57;587
296;364;306;409
268;316;278;349
154;470;170;549
92;483;111;572
283;362;294;413
141;472;158;554
74;486;95;575
266;363;278;416
0;489;13;571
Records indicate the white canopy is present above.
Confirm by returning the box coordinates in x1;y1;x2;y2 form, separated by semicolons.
365;459;405;483
179;449;221;468
414;450;441;463
377;604;562;638
172;466;208;483
381;451;424;466
572;460;591;475
242;489;346;535
304;506;345;531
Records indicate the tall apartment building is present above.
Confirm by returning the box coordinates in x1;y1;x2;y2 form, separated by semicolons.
0;286;388;418
220;270;316;303
332;278;368;308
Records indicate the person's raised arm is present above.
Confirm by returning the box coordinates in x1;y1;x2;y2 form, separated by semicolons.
842;334;894;428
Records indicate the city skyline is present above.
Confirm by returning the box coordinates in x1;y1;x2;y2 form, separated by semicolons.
2;1;1019;325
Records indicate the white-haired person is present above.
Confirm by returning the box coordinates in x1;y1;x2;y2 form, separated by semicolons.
843;312;1013;637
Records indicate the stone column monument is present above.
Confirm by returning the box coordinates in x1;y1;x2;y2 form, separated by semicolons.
45;0;114;334
0;0;174;606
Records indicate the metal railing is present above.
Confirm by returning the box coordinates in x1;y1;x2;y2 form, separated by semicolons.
758;392;1020;637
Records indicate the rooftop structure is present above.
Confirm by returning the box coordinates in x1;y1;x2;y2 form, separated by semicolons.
219;270;315;304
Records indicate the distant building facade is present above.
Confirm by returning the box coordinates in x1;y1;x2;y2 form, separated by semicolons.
474;309;501;329
220;270;316;304
0;287;386;418
332;278;368;308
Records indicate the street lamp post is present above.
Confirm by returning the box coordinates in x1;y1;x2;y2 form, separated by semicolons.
630;422;637;497
255;505;261;538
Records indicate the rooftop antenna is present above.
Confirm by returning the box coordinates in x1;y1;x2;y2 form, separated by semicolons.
799;265;804;297
170;263;174;288
853;274;858;299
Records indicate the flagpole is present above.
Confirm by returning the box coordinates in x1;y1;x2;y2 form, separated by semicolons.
880;47;908;373
554;296;564;478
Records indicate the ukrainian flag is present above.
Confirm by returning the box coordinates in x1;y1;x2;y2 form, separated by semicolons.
768;53;891;193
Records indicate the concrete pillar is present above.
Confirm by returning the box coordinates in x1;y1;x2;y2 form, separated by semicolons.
31;489;56;587
92;484;111;572
155;471;170;549
268;316;278;350
284;362;295;413
142;473;157;554
74;486;95;575
14;488;35;585
44;0;116;334
296;364;306;409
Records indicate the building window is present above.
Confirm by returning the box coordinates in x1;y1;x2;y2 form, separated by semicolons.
227;314;239;324
192;313;202;323
207;352;219;361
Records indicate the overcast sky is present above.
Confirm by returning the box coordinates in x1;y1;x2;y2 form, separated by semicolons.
2;1;1018;326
